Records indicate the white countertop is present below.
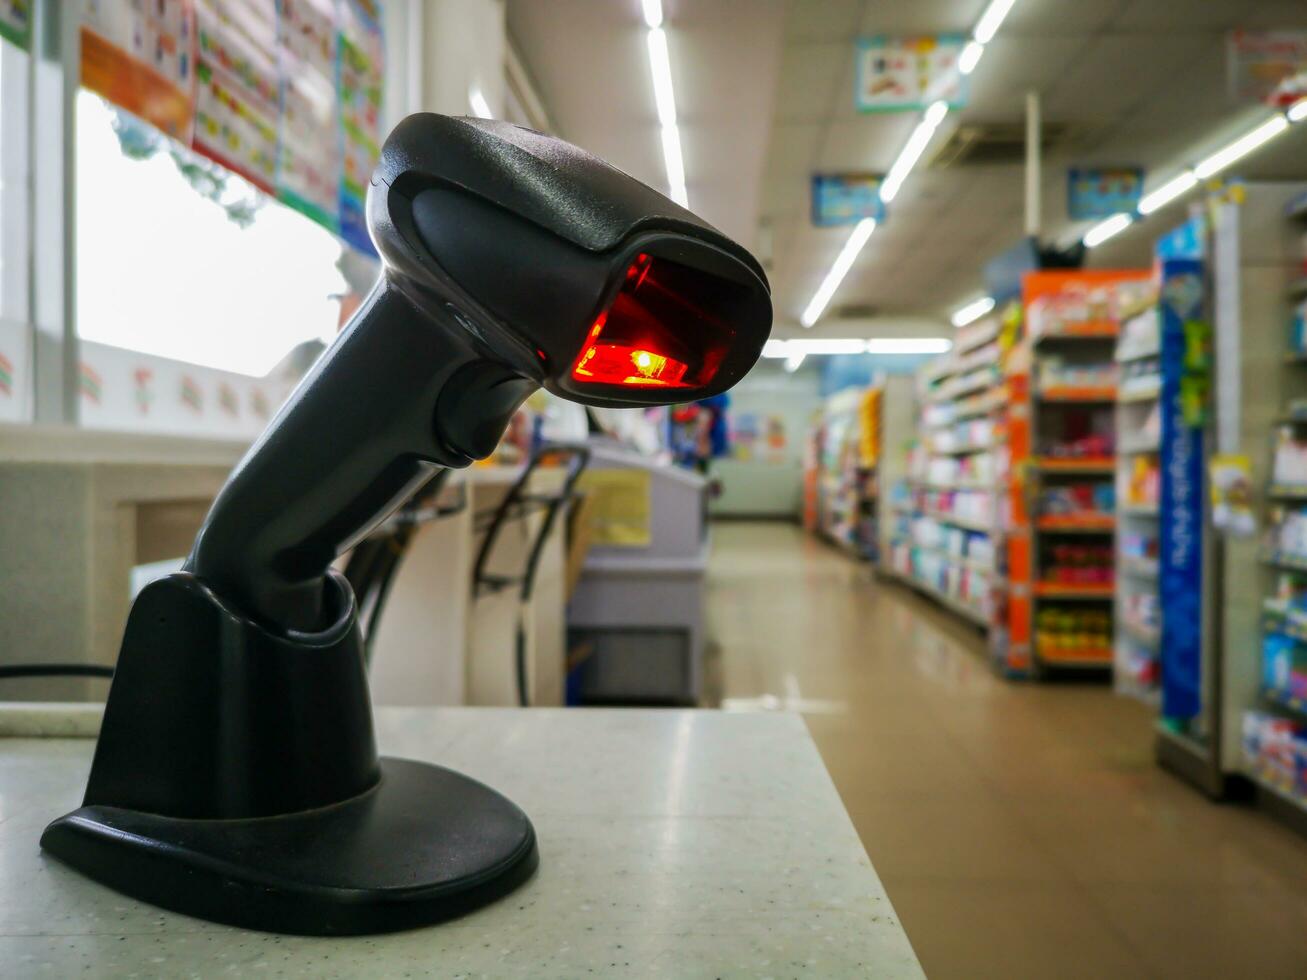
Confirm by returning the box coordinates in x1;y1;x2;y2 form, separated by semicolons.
0;707;922;978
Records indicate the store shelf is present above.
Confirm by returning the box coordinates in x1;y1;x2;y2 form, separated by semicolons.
953;389;1007;420
1122;620;1160;648
1119;436;1160;453
933;372;1001;403
930;441;995;456
1268;484;1307;500
924;509;992;533
1032;320;1119;341
1033;581;1114;600
907;543;1001;577
1116;343;1160;364
1263;601;1307;643
1263;685;1307;721
1283;351;1307;365
892;569;990;628
1119;377;1162;403
1121;502;1160;516
1035;513;1115;533
1033;456;1115;474
1121;557;1158;580
1037;385;1117;403
1036;646;1114;668
1244;768;1307;820
1262;549;1307;571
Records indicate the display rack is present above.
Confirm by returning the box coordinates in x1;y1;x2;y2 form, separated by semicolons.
1005;269;1151;678
807;386;883;559
887;312;1009;649
1242;184;1307;826
1114;290;1163;701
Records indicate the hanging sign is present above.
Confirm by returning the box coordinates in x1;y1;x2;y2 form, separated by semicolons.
855;35;967;112
276;0;341;229
0;0;32;50
1227;29;1307;108
80;0;197;142
811;173;884;227
1067;166;1144;220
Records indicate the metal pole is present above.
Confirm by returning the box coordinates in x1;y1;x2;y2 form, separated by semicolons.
1025;90;1040;238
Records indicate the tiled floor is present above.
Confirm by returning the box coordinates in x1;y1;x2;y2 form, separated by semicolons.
707;521;1307;979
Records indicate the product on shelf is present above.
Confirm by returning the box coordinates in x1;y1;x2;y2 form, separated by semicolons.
1120;530;1158;563
1125;455;1160;507
1265;506;1307;558
1271;427;1307;487
1038;481;1114;516
1119;357;1162;396
1116;307;1160;360
1035;607;1111;657
1037;356;1117;390
1042;430;1114;459
1263;629;1307;698
1042;542;1114;585
1242;711;1307;799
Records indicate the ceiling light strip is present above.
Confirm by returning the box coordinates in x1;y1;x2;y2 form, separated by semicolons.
951;296;995;327
799;218;877;327
643;3;688;207
762;337;952;358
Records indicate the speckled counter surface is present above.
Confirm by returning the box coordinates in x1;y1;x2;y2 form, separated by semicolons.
0;707;923;979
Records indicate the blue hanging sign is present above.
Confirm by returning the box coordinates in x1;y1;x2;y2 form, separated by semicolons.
1158;258;1206;722
1067;166;1144;220
811;174;885;227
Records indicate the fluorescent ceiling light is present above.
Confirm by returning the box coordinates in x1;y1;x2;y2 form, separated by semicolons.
880;103;948;203
660;125;688;206
645;24;688;207
973;0;1016;44
784;352;806;372
957;40;985;75
1137;171;1198;215
799;218;877;327
1290;98;1307;123
468;86;492;119
1193;115;1289;179
866;338;952;354
641;0;663;29
1083;212;1134;249
951;296;995;327
646;29;676;127
763;337;952;357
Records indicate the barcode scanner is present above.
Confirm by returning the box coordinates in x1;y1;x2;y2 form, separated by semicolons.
40;114;771;936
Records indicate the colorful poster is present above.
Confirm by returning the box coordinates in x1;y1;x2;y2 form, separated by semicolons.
80;0;196;142
1067;166;1144;220
855;35;967;112
1227;29;1307;108
192;0;280;193
276;0;339;228
1158;259;1206;722
337;0;383;255
0;1;31;50
811;173;884;227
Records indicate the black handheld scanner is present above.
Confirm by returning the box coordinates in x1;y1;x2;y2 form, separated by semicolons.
185;114;773;632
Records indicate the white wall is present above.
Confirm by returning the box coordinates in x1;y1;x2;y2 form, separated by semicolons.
419;0;506;117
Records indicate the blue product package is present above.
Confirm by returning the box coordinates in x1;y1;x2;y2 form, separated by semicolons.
1264;632;1296;691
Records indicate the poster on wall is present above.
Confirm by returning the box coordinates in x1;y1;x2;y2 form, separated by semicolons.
337;0;383;256
276;0;340;228
1067;166;1144;220
811;173;884;227
192;0;280;193
854;35;967;112
78;0;384;253
80;0;196;142
0;1;31;50
1227;29;1307;108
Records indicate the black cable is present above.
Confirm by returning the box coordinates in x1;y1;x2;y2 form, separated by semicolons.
0;663;114;679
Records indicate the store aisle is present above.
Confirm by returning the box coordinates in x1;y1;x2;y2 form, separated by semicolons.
707;522;1307;980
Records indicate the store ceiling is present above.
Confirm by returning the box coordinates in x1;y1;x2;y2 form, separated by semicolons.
508;0;1307;339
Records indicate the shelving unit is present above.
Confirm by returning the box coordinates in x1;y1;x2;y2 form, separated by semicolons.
886;311;1008;655
1005;269;1151;679
1114;292;1163;701
1242;184;1307;827
808;386;881;559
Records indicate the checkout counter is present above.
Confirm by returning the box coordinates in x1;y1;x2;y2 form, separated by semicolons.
0;424;570;708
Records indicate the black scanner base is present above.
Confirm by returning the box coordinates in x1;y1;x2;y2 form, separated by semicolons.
40;572;537;935
41;758;539;936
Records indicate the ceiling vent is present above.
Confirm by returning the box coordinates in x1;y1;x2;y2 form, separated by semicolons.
929;121;1072;168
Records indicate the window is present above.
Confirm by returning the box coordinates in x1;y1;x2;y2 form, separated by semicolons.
75;92;351;378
